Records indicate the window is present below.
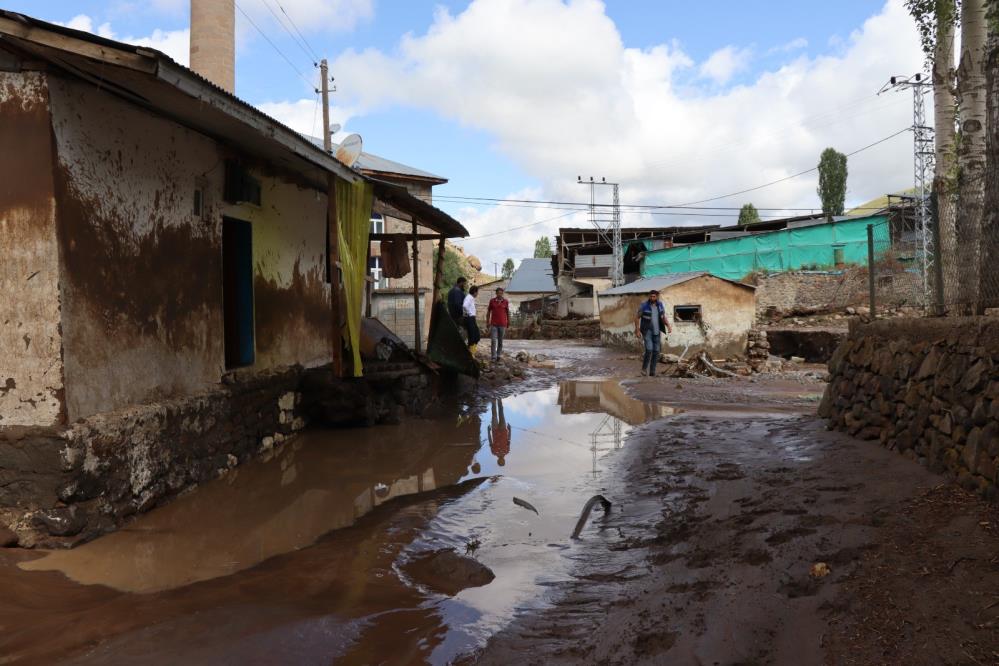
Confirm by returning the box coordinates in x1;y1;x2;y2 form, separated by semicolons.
370;212;384;234
369;256;387;289
674;305;702;323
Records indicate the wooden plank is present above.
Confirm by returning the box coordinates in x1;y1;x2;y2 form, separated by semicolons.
0;19;157;72
412;219;421;353
369;232;440;241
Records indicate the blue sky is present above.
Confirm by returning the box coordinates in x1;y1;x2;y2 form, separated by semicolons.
8;1;921;267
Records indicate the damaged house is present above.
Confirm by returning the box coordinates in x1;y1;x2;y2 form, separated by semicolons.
597;273;756;358
0;8;467;545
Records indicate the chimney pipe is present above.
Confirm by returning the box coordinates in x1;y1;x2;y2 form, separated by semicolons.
190;0;235;93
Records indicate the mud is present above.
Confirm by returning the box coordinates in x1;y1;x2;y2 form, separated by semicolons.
1;341;990;664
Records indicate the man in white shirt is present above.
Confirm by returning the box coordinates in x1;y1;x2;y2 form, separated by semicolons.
463;285;481;355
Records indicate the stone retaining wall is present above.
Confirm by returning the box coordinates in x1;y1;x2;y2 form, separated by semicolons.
820;317;999;499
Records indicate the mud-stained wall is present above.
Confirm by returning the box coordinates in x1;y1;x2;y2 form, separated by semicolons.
599;277;756;358
48;77;225;422
0;71;65;426
224;174;332;370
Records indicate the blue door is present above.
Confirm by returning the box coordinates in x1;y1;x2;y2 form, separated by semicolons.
223;218;254;368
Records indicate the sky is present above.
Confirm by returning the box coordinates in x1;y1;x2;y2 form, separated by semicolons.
7;1;925;270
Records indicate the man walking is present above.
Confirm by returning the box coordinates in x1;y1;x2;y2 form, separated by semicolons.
463;285;481;355
634;289;672;377
486;286;510;362
448;277;468;327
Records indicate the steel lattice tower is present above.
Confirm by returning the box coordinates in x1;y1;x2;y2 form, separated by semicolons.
880;73;935;303
577;177;623;287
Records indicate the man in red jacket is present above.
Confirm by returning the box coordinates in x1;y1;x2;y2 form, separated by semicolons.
486;287;511;362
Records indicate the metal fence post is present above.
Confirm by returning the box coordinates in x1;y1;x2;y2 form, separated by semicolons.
867;224;876;317
930;192;945;315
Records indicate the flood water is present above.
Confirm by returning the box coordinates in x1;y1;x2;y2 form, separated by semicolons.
0;378;679;665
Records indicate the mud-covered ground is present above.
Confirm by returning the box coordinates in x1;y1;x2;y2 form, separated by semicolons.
3;341;999;664
469;343;999;665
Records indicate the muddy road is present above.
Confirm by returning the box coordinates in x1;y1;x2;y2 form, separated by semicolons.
1;341;996;664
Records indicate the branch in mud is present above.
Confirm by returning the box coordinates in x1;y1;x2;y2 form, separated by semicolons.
571;495;612;539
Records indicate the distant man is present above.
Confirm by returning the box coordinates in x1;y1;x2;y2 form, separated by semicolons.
486;286;510;362
448;277;468;327
634;289;672;377
463;285;481;355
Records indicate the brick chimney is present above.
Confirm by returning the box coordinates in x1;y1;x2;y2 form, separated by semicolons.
190;0;235;93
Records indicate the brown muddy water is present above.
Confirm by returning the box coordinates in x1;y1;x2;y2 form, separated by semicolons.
0;378;679;665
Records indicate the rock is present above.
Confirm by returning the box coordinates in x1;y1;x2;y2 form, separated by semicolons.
0;526;18;547
660;353;680;364
34;506;86;537
789;356;805;364
402;548;495;596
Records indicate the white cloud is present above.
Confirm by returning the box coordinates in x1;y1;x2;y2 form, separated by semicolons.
256;98;355;140
321;0;921;267
53;14;190;64
770;37;808;54
55;14;115;39
698;45;753;85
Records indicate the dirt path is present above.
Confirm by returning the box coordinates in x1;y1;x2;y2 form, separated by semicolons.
469;347;999;665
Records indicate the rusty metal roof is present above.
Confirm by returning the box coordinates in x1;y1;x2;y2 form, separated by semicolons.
598;272;755;296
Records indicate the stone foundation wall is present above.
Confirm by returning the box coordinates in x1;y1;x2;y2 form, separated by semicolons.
820;317;999;499
755;271;860;320
1;366;308;547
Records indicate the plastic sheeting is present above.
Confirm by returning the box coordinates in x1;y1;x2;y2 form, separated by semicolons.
642;215;888;281
337;178;375;377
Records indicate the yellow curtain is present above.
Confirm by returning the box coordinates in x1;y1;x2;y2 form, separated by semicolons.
336;177;374;377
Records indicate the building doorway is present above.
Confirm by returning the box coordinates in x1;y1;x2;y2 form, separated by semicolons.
222;217;254;368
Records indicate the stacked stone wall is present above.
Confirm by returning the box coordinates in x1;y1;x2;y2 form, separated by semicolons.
820;317;999;498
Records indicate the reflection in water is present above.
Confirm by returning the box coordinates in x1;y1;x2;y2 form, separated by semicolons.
22;415;483;593
1;378;680;665
487;398;512;466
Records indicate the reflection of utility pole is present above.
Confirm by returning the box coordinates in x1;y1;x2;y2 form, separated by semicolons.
589;415;623;475
576;177;623;287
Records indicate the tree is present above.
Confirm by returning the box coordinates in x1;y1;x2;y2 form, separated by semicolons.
534;236;553;258
501;258;515;279
957;0;988;313
816;148;848;216
980;1;999;308
907;0;958;309
737;203;761;226
433;246;467;299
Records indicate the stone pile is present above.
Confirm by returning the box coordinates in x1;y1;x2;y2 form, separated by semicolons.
820;318;999;499
747;329;771;372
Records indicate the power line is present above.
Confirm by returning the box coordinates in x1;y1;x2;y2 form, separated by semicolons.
235;1;315;89
258;0;318;65
456;210;579;241
666;126;911;207
275;0;322;62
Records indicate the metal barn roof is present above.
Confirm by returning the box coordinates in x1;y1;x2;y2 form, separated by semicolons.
598;272;755;296
506;258;557;294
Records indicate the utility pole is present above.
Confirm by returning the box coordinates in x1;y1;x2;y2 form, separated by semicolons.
576;177;623;287
320;58;343;376
320;59;332;152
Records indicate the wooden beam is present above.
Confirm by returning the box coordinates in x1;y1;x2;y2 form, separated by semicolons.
327;175;344;377
412;219;421;353
428;234;446;339
369;232;440;241
0;20;157;72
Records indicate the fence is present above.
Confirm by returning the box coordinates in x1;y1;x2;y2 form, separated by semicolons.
867;176;999;317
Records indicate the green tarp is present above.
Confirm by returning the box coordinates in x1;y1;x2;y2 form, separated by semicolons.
642;215;888;281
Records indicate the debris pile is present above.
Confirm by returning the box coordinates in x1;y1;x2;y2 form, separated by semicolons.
475;351;554;384
747;329;771;372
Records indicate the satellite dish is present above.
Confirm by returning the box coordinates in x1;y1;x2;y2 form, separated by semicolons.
335;133;363;167
329;123;342;135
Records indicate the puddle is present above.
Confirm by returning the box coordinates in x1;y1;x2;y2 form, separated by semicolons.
5;378;679;663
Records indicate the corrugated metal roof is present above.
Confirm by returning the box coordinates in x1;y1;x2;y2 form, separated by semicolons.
506;258;557;293
575;253;614;268
305;135;446;183
598;272;754;296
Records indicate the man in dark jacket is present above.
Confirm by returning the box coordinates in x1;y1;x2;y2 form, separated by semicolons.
448;277;468;326
634;289;672;377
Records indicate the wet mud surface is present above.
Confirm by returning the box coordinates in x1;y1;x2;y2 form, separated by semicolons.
2;341;996;664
